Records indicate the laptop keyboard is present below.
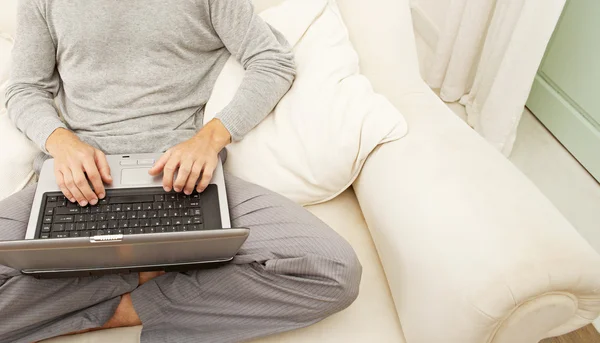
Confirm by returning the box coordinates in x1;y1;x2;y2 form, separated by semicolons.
37;186;213;239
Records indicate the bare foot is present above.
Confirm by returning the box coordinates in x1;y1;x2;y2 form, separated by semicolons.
139;271;166;286
101;293;142;329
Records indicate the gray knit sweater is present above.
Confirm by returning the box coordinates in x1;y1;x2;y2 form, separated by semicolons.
5;0;296;171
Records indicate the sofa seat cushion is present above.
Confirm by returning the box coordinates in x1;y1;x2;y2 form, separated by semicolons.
42;189;405;343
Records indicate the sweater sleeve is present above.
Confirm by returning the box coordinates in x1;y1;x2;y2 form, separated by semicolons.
209;0;296;141
4;0;67;154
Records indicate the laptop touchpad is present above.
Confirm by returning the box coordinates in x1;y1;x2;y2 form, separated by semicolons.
121;168;161;186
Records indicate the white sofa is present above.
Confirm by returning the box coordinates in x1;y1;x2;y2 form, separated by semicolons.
1;0;600;342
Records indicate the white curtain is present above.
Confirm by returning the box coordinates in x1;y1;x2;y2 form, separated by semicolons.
426;0;565;156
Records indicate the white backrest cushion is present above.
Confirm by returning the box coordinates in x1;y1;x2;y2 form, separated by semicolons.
0;0;18;38
206;0;408;205
0;34;12;108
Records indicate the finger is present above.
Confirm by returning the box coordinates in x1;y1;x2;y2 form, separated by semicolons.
183;161;202;195
173;159;193;193
197;159;217;193
83;158;105;201
72;168;97;205
162;155;180;192
55;170;75;203
149;150;172;176
95;150;113;185
63;169;87;206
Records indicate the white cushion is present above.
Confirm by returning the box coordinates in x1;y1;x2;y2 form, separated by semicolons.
0;108;39;200
205;0;408;205
0;33;13;108
42;190;406;343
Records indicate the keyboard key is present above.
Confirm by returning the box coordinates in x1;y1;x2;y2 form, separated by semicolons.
159;226;168;233
52;224;65;232
129;219;140;228
189;201;200;207
43;216;53;224
45;208;54;215
161;218;172;226
169;226;178;232
169;209;180;217
66;202;78;208
193;217;203;224
46;202;58;208
99;221;108;229
70;231;81;237
175;203;184;209
65;223;75;231
91;207;101;214
87;222;98;230
81;231;91;237
183;217;193;225
76;223;86;231
101;205;112;212
158;210;169;218
173;218;183;225
180;225;189;232
75;215;86;222
109;220;119;229
182;209;190;216
140;219;150;227
127;212;138;219
153;202;163;210
118;213;128;220
125;228;135;235
143;203;153;211
95;230;106;236
151;219;161;226
108;213;117;220
99;198;108;205
55;207;80;215
138;211;148;219
110;195;154;204
81;207;91;214
51;232;69;239
133;203;143;211
97;214;106;221
164;202;174;210
190;224;201;231
40;233;50;239
119;220;129;228
48;196;58;202
154;195;164;202
191;194;200;199
54;215;74;223
135;228;145;234
124;204;133;211
167;194;178;201
149;211;158;218
191;209;202;216
115;229;124;234
41;225;51;233
113;204;123;212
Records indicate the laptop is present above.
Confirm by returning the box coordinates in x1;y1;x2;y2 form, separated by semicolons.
0;153;249;278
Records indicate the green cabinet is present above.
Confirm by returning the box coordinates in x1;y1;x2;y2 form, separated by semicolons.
527;0;600;182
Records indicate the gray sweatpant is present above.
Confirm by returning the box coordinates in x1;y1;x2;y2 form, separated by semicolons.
0;174;361;343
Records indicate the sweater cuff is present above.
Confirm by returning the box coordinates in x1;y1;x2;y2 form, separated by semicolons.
215;106;247;142
29;116;68;154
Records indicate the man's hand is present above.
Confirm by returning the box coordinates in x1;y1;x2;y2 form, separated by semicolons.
149;119;231;194
46;128;112;206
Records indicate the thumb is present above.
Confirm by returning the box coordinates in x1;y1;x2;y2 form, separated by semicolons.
149;150;171;176
95;150;113;184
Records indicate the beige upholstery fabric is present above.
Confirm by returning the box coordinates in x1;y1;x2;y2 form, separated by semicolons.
43;189;406;343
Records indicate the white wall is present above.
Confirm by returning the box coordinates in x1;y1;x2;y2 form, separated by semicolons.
410;0;451;79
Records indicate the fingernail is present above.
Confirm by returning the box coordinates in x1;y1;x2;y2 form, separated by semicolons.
80;201;88;207
99;193;105;199
90;199;98;205
70;198;76;203
174;187;181;192
185;190;191;195
164;187;171;192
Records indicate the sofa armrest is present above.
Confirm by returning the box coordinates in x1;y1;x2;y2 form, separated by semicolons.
353;87;600;343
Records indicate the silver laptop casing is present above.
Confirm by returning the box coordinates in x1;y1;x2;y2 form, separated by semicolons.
25;153;231;239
